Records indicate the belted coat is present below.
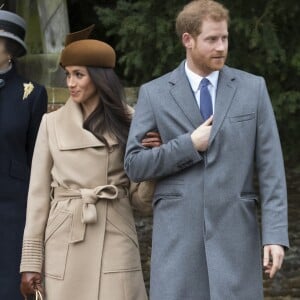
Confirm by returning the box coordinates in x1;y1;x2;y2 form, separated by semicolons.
0;65;47;300
20;99;151;300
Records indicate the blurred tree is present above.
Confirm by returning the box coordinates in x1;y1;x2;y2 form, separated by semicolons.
225;0;300;160
67;0;114;39
94;0;186;84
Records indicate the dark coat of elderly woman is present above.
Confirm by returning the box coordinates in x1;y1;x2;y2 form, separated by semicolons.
0;10;48;300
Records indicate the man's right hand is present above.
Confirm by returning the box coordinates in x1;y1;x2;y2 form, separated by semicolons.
191;115;213;152
20;272;43;298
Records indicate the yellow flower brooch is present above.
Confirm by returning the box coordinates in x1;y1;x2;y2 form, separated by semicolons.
23;82;34;100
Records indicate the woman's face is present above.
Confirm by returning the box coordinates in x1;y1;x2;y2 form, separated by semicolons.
65;66;99;107
0;38;11;70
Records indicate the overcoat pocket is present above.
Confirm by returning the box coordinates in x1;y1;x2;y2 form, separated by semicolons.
103;206;141;273
44;209;72;279
153;180;184;205
240;193;258;205
107;207;139;248
229;112;256;123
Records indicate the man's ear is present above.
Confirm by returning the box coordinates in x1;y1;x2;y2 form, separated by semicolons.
182;32;194;49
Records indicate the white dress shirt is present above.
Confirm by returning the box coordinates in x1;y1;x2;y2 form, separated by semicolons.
184;61;219;114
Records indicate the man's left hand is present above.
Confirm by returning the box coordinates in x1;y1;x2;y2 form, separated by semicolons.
263;244;285;278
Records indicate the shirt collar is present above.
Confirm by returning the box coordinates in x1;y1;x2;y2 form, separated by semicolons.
184;61;219;91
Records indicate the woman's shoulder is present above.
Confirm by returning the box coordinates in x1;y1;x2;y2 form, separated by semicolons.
45;105;64;118
41;104;65;127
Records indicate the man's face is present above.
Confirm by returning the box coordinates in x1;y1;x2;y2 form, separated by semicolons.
184;18;228;76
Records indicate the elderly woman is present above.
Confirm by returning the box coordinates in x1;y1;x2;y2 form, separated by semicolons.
20;26;158;300
0;10;47;300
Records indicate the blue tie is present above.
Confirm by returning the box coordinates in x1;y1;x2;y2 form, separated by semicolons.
200;78;212;120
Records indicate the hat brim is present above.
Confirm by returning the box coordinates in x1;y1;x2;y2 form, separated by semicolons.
0;31;27;57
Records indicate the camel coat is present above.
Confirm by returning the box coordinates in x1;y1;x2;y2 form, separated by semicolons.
20;99;152;300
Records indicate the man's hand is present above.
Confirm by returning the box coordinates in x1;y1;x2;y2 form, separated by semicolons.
142;132;162;148
191;115;213;152
263;244;285;278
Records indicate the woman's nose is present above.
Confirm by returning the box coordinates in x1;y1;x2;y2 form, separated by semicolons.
67;76;75;87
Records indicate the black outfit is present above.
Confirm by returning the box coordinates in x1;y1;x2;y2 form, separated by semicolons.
0;65;47;299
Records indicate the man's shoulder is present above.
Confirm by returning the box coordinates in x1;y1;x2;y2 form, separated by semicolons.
223;65;263;82
141;70;173;90
140;61;184;91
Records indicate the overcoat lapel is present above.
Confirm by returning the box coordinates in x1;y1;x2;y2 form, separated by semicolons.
55;99;118;150
169;62;203;128
209;66;237;146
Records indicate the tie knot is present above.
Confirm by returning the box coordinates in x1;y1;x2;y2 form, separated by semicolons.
200;78;210;88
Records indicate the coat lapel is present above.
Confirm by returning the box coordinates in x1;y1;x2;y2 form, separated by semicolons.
55;99;118;150
209;66;237;146
169;61;203;128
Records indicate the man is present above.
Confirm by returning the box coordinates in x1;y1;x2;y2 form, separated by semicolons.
124;0;289;299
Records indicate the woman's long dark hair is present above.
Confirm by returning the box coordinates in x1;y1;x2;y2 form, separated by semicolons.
83;67;131;148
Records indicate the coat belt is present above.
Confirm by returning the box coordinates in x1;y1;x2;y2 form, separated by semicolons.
53;185;127;243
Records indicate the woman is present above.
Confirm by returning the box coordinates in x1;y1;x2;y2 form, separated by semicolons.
0;10;48;300
20;26;159;300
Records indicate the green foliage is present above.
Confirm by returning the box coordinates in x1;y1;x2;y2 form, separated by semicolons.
225;0;300;161
92;0;299;161
94;0;186;84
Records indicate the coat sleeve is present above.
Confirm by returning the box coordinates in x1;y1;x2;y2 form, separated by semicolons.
255;78;289;248
26;85;48;166
124;84;202;182
20;114;53;273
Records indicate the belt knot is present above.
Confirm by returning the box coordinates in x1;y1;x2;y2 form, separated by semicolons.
80;185;119;224
53;184;123;243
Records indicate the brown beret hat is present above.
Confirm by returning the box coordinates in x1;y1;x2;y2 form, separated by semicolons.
60;25;116;68
60;39;116;68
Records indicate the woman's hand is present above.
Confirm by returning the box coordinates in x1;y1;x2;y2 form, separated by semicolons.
142;132;162;148
20;272;43;298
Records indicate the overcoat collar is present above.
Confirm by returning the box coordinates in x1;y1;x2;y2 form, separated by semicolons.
209;65;237;146
169;61;203;128
0;63;17;81
168;61;237;146
55;99;118;150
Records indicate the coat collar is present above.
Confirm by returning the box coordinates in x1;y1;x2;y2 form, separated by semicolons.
209;65;237;146
55;99;118;150
0;63;17;81
168;61;204;128
168;62;237;146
